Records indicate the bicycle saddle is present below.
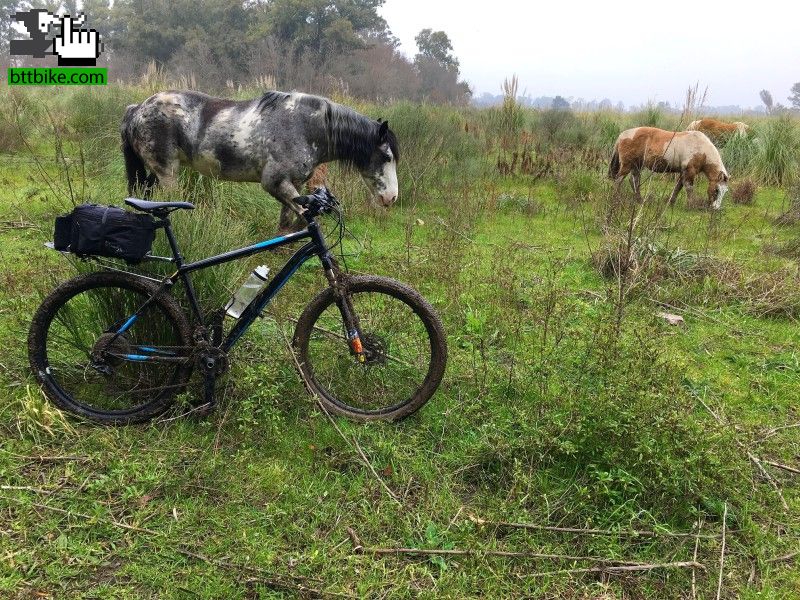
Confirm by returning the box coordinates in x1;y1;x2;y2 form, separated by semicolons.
125;198;195;214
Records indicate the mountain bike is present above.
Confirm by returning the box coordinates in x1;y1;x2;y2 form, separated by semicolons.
28;188;447;425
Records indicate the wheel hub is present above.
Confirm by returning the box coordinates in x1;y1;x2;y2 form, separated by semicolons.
91;332;132;372
360;333;388;366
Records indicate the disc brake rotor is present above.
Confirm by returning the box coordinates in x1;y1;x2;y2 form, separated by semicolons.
360;332;388;366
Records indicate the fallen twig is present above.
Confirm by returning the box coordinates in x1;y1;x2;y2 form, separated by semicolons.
351;435;400;503
716;502;727;600
0;449;89;463
0;495;160;535
692;517;704;600
468;514;720;539
766;549;800;564
520;561;706;578
696;394;789;511
0;485;55;495
346;527;706;568
175;547;350;599
763;460;800;475
279;326;402;506
433;215;476;244
0;219;36;231
758;422;800;443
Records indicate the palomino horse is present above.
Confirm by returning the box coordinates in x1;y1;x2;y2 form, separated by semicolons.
121;90;399;232
687;118;749;143
608;127;729;209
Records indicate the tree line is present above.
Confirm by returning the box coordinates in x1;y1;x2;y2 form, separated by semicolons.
4;0;472;104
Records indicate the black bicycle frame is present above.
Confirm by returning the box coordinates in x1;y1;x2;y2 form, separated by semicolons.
116;216;337;359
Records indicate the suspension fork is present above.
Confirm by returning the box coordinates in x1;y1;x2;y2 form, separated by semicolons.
322;255;366;363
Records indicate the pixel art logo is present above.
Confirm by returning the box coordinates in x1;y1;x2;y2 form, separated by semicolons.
10;9;103;67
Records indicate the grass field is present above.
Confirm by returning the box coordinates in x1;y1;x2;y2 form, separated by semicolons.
1;86;800;598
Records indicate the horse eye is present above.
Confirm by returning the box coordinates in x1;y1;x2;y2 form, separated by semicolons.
382;153;392;163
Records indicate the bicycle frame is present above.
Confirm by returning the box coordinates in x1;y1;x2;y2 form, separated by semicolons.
115;215;338;359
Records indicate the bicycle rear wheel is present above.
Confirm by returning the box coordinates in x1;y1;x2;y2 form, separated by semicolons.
28;271;193;425
293;276;447;421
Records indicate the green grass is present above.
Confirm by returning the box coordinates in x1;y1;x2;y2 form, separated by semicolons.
1;86;800;598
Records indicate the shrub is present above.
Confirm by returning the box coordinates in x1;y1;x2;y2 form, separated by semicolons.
730;178;757;204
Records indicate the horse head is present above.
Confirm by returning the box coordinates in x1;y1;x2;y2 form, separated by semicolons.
710;170;730;210
359;120;399;207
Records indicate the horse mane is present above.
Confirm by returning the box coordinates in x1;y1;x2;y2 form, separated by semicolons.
256;90;291;111
255;91;399;166
324;100;400;168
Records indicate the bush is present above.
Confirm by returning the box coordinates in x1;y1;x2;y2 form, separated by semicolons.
730;178;757;204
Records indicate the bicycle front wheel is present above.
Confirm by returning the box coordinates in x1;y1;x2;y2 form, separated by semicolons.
28;271;193;425
293;276;447;421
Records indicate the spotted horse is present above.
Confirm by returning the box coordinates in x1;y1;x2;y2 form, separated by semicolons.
121;90;400;233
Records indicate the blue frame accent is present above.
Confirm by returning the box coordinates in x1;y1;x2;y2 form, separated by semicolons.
136;346;177;356
117;314;138;334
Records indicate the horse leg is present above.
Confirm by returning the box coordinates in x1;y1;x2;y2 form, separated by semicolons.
630;170;642;200
684;174;696;204
668;176;684;206
262;176;305;235
612;162;631;199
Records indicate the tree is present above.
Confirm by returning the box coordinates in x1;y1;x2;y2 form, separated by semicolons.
789;82;800;109
552;95;570;110
414;28;458;70
412;29;470;104
760;89;774;114
1;0;25;61
252;0;390;66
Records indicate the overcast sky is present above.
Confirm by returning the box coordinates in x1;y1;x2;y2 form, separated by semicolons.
379;0;799;108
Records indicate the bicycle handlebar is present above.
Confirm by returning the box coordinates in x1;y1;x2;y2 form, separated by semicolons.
295;187;340;219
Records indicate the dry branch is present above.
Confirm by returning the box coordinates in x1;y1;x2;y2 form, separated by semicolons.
468;514;720;539
175;547;350;599
716;503;727;600
279;326;402;506
766;549;800;564
520;561;706;578
763;460;800;475
695;394;789;511
346;528;706;570
0;495;161;536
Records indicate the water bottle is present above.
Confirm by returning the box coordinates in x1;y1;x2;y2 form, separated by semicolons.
225;265;270;319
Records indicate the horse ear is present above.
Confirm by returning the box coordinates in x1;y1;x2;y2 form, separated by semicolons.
378;120;389;141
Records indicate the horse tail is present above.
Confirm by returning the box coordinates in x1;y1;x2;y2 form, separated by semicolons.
608;146;621;179
121;104;156;197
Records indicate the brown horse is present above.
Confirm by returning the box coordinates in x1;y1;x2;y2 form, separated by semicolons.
608;127;729;209
687;118;749;143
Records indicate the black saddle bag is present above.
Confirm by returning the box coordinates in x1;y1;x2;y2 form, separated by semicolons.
53;204;157;264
